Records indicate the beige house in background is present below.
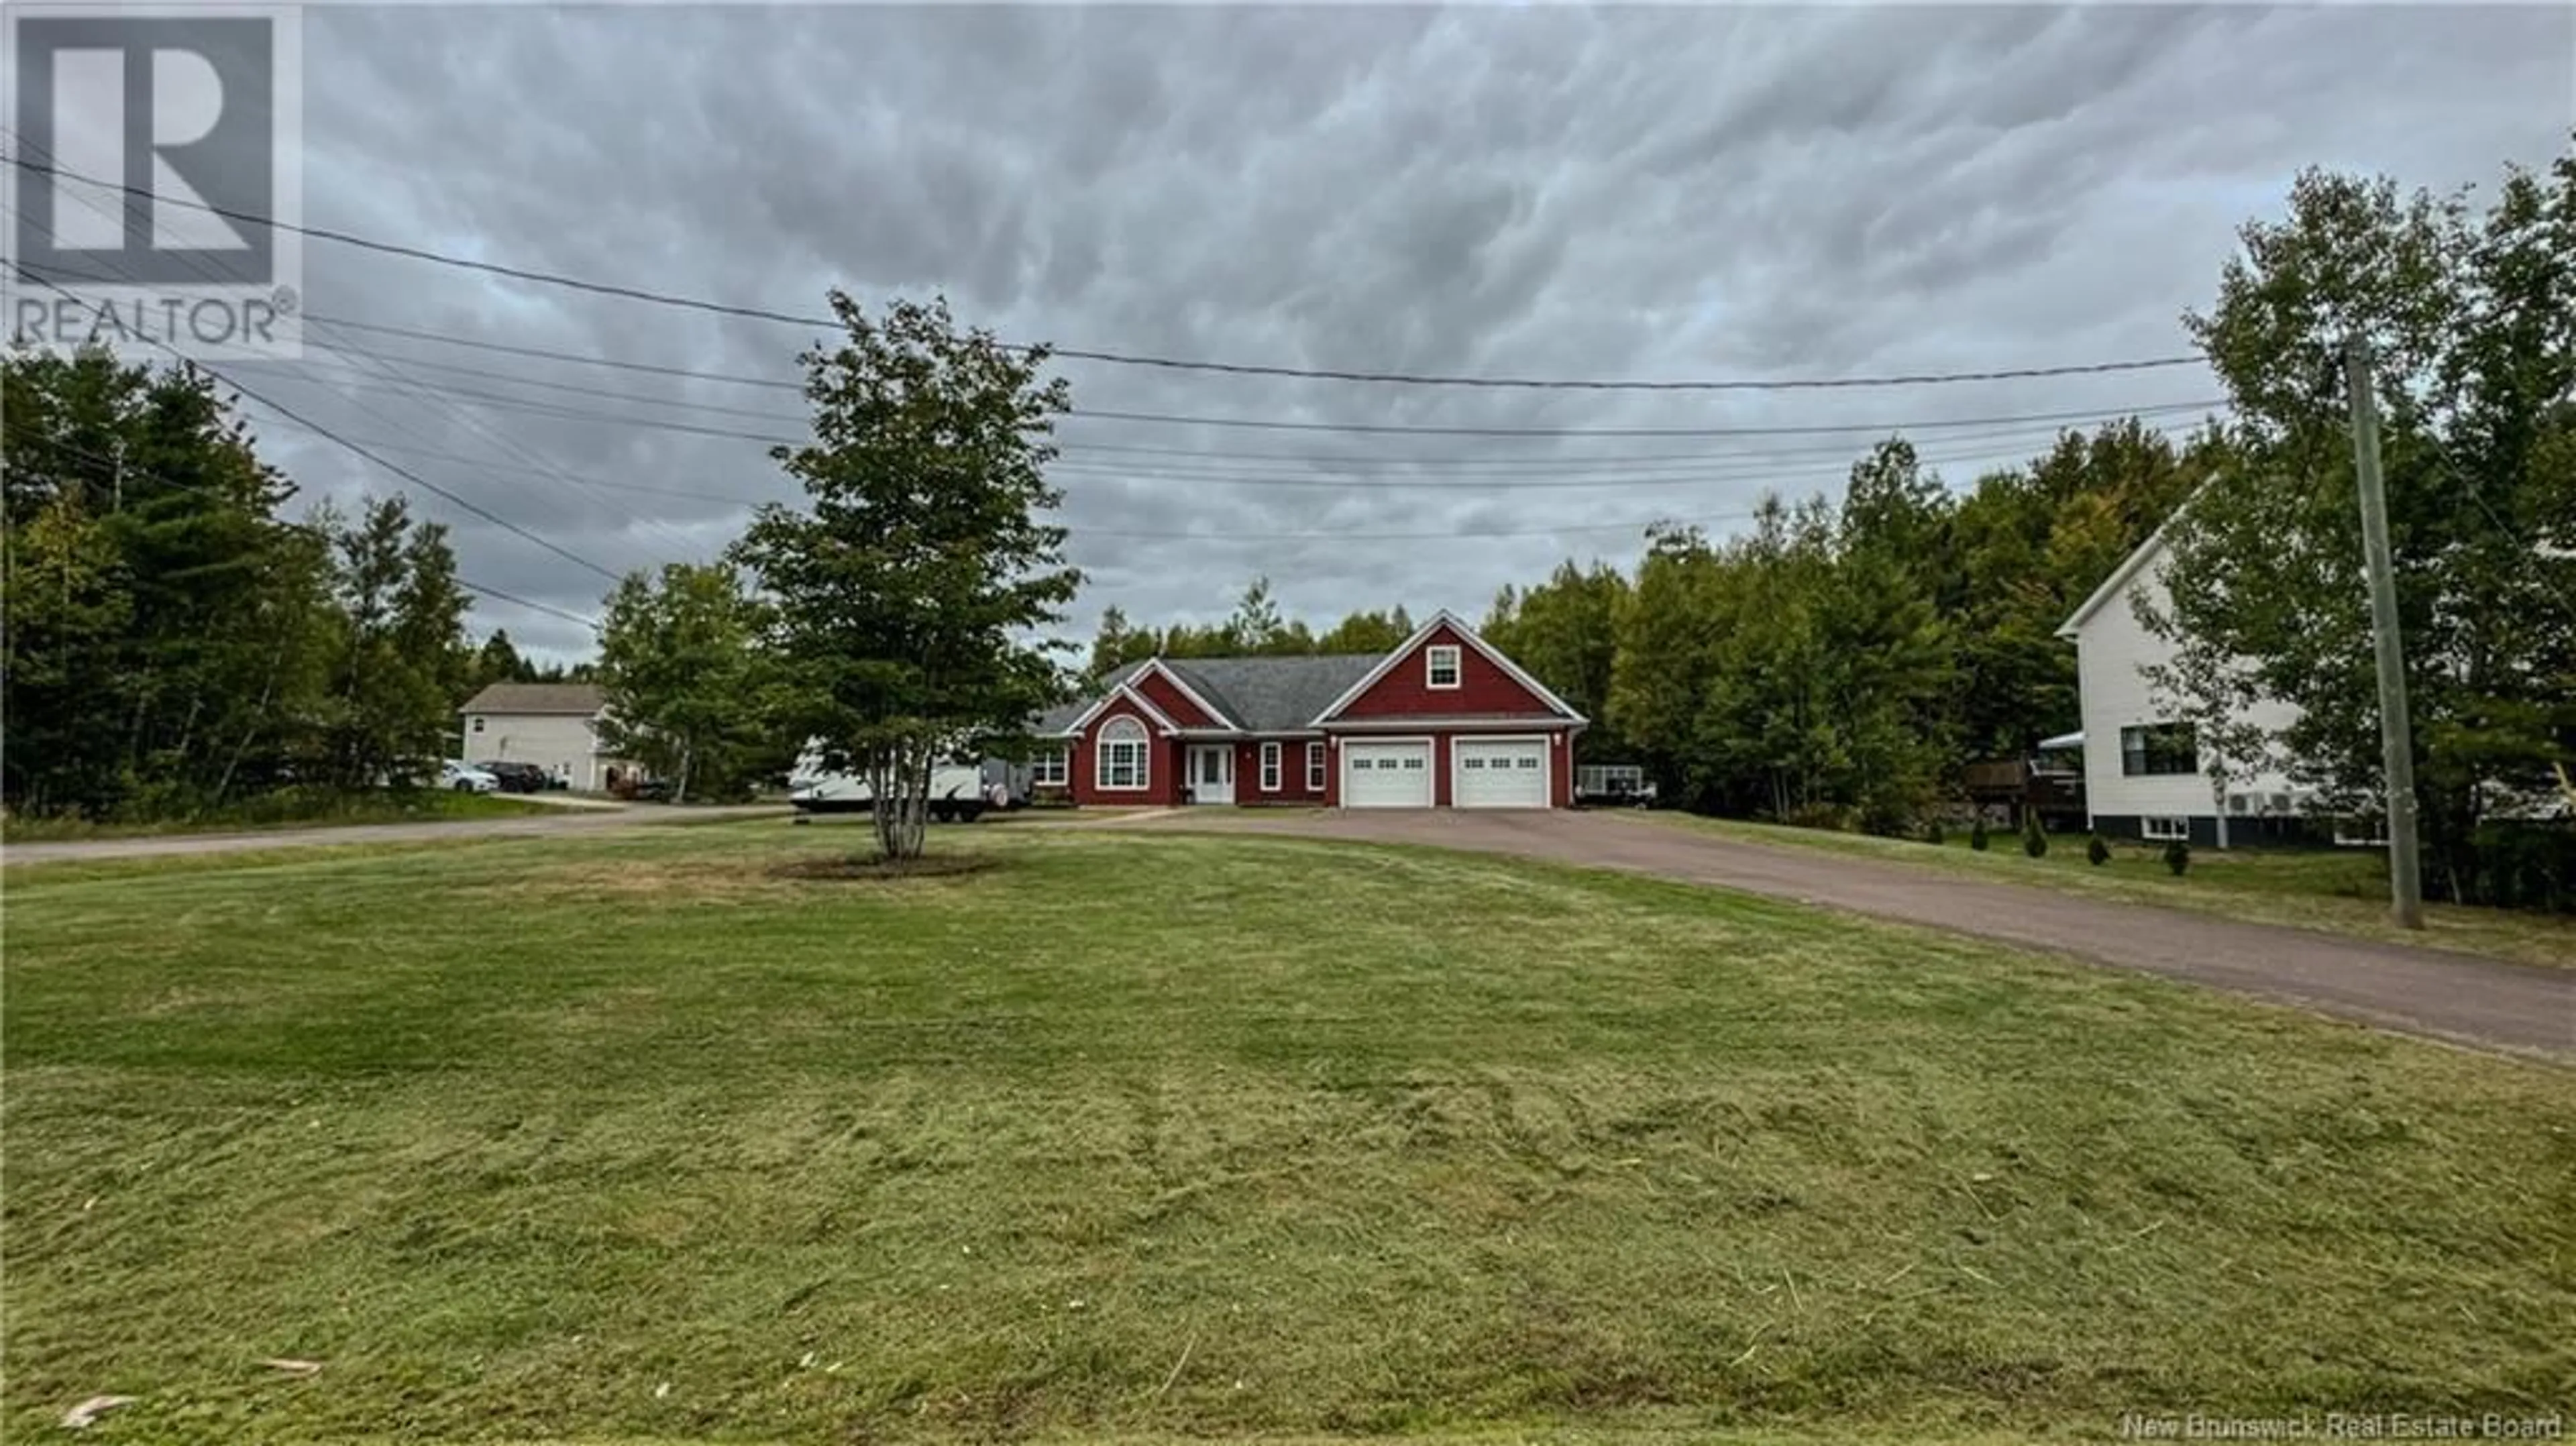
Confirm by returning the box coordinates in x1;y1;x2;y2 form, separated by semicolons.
458;683;638;792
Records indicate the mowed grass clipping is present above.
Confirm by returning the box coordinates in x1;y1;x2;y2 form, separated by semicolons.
4;824;2571;1445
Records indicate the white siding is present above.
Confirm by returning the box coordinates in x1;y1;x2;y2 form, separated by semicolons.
463;712;633;791
2071;533;2302;829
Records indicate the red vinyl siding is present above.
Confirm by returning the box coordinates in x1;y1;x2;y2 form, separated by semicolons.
1235;736;1324;804
1328;623;1564;720
1070;696;1177;806
1131;669;1218;728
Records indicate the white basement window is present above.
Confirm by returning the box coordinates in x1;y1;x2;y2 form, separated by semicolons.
1095;717;1149;791
1426;644;1462;689
1260;740;1281;791
2141;816;2190;841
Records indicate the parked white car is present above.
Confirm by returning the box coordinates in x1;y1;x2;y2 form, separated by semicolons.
441;760;500;793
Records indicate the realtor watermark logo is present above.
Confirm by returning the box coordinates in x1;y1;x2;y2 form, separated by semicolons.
5;5;303;359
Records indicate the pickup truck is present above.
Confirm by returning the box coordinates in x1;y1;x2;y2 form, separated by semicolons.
788;765;1001;823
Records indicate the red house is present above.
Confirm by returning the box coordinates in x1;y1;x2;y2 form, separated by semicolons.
1034;612;1585;809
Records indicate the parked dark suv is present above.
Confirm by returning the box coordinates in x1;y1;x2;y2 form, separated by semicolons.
476;760;553;793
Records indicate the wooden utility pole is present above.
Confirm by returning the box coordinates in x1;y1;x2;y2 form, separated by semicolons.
2343;335;2424;928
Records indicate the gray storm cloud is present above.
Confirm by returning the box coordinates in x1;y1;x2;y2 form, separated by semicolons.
211;3;2575;657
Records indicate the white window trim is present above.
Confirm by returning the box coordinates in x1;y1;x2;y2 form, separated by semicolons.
2141;816;2190;842
1095;716;1150;792
1259;740;1281;792
470;717;486;733
1029;746;1069;787
1426;644;1463;690
1305;740;1326;791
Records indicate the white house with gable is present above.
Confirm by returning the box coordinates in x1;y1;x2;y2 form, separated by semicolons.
2055;526;2313;848
457;682;639;793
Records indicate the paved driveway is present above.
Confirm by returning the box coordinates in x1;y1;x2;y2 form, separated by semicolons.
1130;808;2575;1060
2;803;786;865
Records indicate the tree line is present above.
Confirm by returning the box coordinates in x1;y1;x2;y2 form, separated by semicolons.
3;354;484;819
1085;582;1417;674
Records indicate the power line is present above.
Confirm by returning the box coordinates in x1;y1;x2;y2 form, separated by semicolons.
265;359;2228;443
259;362;2221;474
13;256;2229;445
1075;510;1758;543
1053;401;2226;439
1031;419;2218;486
195;372;625;582
300;320;700;569
202;397;1754;542
274;340;2224;453
302;312;804;391
6;148;2208;392
219;406;1732;541
241;311;2233;463
1;175;2223;551
6;431;604;627
452;579;602;629
5;201;633;586
239;391;2210;502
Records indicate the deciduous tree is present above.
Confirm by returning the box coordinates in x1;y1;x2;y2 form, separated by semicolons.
596;562;775;802
734;292;1081;861
2155;151;2576;904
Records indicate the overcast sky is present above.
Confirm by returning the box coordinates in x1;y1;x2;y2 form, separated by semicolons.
202;4;2576;658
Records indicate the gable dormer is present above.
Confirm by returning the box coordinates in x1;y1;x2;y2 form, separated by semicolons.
1308;612;1582;726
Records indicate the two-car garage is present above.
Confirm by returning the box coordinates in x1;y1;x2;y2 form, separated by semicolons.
1340;737;1550;809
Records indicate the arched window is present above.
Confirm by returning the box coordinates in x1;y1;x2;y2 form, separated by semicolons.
1095;716;1150;791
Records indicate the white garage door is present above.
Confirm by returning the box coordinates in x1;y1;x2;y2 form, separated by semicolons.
1343;740;1433;808
1453;739;1548;809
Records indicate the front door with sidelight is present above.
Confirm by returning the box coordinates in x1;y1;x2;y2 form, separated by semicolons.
1187;744;1235;804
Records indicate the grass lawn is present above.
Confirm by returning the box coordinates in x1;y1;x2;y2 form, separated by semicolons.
5;824;2571;1445
1;789;560;843
1625;812;2576;971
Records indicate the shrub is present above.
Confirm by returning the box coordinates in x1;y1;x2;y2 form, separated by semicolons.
2022;816;2049;858
2164;838;2192;876
2087;833;2111;867
1969;818;1990;852
1784;802;1856;833
1926;818;1947;846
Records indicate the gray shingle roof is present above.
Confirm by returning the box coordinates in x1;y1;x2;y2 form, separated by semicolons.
459;682;604;716
1163;655;1378;732
1036;655;1383;735
1033;659;1145;734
